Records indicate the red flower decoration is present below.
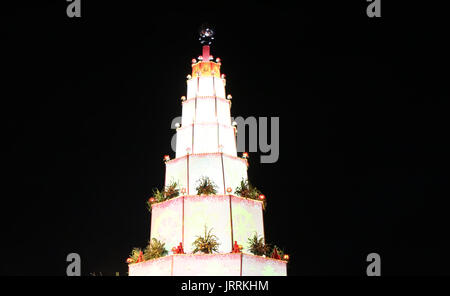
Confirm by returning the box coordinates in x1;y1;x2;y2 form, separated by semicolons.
271;248;281;260
232;241;241;253
137;251;144;263
172;242;184;254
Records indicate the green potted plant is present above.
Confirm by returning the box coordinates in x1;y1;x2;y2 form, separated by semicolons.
143;238;168;260
192;226;220;254
248;233;270;256
195;176;218;195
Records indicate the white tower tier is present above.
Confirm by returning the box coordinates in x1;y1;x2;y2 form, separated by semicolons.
181;96;231;127
186;77;226;102
175;121;237;157
165;153;248;195
149;195;265;254
129;253;287;276
177;81;235;157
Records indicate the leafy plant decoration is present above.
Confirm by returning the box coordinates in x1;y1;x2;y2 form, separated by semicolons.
128;247;143;263
195;176;218;195
192;226;220;254
248;233;270;256
143;238;168;260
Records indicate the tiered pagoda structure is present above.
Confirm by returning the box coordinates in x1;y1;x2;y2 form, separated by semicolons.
128;28;287;276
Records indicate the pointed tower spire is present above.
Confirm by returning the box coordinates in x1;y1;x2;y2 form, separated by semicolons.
199;25;214;61
192;25;220;79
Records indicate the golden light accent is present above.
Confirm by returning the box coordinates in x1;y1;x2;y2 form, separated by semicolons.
191;61;221;78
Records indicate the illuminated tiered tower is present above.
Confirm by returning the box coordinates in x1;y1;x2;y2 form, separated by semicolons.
128;28;287;276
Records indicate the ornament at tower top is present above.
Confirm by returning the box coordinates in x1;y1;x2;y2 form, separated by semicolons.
199;25;215;46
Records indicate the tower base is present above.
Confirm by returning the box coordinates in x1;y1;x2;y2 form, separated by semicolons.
129;253;287;276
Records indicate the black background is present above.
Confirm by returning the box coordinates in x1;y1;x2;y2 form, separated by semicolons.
1;1;449;276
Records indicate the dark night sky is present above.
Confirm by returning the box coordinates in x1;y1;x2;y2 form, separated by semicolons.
1;1;449;276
